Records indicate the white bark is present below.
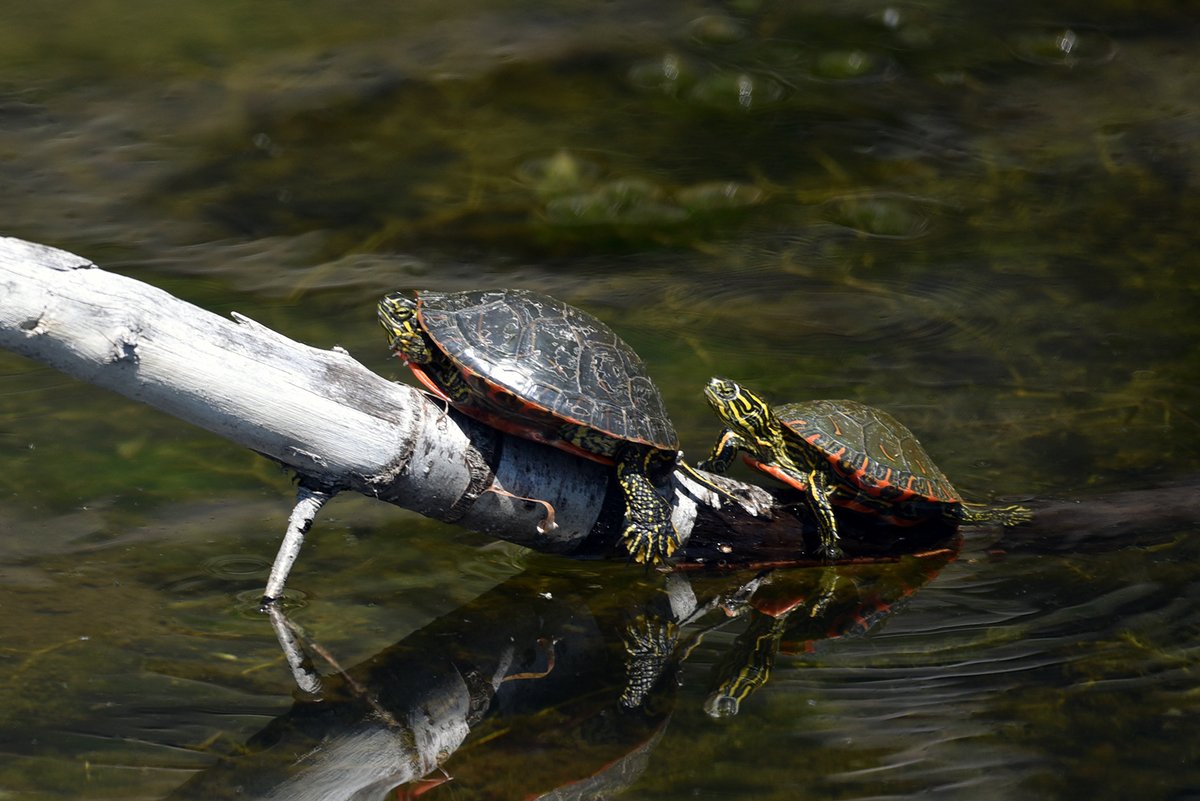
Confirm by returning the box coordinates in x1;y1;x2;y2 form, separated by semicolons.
0;238;418;483
0;237;644;570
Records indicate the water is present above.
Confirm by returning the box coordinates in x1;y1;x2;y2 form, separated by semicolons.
0;1;1198;798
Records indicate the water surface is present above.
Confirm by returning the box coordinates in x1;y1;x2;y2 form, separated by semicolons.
0;1;1197;798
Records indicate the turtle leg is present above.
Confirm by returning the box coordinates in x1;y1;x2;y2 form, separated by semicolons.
960;502;1032;527
615;446;680;564
697;429;749;474
806;468;844;561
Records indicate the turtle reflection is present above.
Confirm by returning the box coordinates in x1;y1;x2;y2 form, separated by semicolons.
700;545;958;718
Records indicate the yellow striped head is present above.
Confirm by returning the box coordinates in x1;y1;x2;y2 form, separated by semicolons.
704;377;776;446
377;291;432;364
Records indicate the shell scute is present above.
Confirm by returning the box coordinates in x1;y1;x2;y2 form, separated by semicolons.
416;289;677;451
776;399;961;505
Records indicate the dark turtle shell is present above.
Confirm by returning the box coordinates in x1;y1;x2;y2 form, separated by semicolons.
770;399;962;511
415;289;678;453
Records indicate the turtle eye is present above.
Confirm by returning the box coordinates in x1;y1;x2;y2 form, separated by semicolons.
708;377;739;400
379;297;416;326
379;292;416;317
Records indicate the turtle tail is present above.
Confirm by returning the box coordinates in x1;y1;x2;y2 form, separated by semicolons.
960;502;1032;527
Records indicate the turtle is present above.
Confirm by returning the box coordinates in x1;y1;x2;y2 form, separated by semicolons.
377;288;681;564
698;377;1030;560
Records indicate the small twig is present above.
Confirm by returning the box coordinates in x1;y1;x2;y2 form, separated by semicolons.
262;484;334;604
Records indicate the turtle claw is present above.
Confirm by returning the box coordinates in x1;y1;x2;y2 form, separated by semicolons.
621;521;679;566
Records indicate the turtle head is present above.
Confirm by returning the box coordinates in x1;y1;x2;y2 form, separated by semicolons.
377;291;432;364
704;377;776;445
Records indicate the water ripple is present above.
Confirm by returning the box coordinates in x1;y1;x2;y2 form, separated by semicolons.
1007;26;1118;68
662;262;1021;363
202;553;271;580
820;192;936;239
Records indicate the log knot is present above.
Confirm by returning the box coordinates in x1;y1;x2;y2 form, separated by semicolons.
107;326;142;364
18;313;46;336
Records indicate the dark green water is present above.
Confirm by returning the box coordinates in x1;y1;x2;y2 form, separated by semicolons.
1;1;1197;799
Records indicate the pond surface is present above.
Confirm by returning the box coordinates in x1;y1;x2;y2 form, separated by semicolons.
1;1;1198;799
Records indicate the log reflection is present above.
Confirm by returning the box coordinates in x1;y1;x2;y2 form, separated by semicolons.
168;544;957;800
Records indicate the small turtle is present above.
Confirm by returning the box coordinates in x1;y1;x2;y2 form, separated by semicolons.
699;377;1030;559
378;289;680;564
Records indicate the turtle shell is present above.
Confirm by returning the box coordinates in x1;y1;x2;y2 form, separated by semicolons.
770;399;962;511
414;289;678;454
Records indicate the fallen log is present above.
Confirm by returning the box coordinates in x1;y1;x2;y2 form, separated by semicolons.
0;237;791;601
7;237;1191;606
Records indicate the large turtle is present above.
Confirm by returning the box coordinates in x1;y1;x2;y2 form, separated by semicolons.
378;289;680;564
699;377;1030;560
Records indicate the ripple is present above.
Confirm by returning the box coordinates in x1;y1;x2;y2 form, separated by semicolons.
627;52;702;97
821;192;935;239
676;541;1200;796
203;553;271;580
542;178;688;227
675;181;767;213
685;15;748;45
1007;27;1117;68
686;71;790;112
754;42;896;83
668;265;1017;361
234;587;308;618
1032;580;1170;633
867;6;940;50
809;49;896;82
